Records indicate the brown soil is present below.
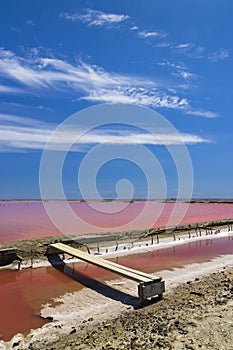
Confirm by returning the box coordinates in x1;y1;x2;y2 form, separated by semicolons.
9;266;233;350
0;220;230;263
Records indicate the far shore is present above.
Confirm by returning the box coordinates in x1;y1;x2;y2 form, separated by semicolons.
1;224;233;271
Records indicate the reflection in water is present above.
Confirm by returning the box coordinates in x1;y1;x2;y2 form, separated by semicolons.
50;254;140;308
0;266;84;341
109;236;233;274
0;235;233;341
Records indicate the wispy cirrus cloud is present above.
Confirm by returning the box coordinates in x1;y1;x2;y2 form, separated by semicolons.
174;70;197;80
0;113;47;126
0;48;189;111
186;110;218;118
157;41;173;48
61;10;230;66
173;43;205;59
61;8;129;27
0;113;210;152
208;48;230;62
138;30;167;39
157;38;229;62
26;19;35;26
159;61;198;81
0;84;23;94
130;25;138;31
175;43;194;50
160;41;205;59
0;48;132;89
0;48;218;117
82;88;188;109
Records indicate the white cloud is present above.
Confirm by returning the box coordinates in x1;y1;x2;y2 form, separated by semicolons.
0;84;23;94
0;114;209;152
196;46;204;53
0;50;129;89
0;48;218;118
150;31;228;63
82;88;188;109
0;115;50;152
61;9;129;27
156;40;204;59
0;113;48;126
175;43;193;50
157;41;173;48
209;49;230;62
130;26;138;31
78;129;209;146
173;43;204;58
186;110;218;118
0;48;191;111
172;70;197;80
159;61;197;81
138;30;167;39
139;31;160;38
26;19;35;26
0;47;16;58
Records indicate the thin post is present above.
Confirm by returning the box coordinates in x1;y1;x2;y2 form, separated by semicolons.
115;239;118;251
30;249;34;268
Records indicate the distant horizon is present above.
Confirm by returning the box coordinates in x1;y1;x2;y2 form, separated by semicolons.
1;197;233;202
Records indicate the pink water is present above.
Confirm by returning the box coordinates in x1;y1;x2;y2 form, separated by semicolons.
1;235;233;341
1;201;233;243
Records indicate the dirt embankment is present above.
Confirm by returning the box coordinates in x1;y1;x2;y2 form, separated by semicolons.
6;266;233;350
1;219;231;264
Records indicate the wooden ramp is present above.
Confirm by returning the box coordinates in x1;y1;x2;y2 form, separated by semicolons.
48;243;165;302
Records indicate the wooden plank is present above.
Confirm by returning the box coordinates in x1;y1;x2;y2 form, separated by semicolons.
94;256;161;282
51;243;150;283
50;243;160;283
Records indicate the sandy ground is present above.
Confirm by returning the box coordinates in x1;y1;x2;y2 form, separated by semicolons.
0;231;233;350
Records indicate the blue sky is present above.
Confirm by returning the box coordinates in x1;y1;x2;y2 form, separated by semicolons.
0;0;232;199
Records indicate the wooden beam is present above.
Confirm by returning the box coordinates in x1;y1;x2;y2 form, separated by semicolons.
49;243;165;301
50;243;161;283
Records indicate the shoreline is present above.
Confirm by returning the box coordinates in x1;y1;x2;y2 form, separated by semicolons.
1;227;232;271
0;230;233;349
1;252;233;349
43;264;232;350
1;199;177;202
